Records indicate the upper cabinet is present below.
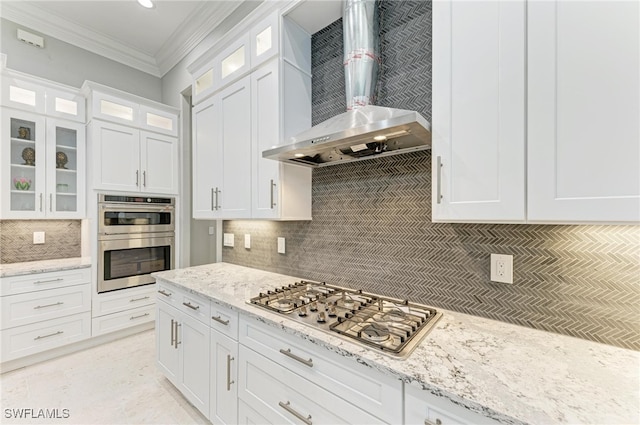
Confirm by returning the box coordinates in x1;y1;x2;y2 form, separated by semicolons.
433;0;639;224
190;9;311;220
83;82;180;196
0;71;86;219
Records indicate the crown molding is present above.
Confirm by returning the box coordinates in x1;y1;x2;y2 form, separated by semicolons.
0;2;161;77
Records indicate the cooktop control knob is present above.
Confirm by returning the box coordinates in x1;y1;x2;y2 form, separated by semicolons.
328;305;337;317
309;302;318;312
317;312;326;323
298;306;307;317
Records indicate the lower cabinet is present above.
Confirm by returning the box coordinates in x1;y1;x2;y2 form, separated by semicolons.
210;328;238;424
156;297;210;418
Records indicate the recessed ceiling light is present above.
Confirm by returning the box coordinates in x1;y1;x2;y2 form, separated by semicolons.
137;0;154;9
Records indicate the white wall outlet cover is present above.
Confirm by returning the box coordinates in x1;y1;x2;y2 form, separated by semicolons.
208;226;215;235
33;231;45;244
490;253;513;284
277;237;285;254
244;234;251;249
223;233;234;247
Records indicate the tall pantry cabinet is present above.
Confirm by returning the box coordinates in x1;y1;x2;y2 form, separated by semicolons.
433;0;639;224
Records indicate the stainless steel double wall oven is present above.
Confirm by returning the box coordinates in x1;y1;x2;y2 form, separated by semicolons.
97;194;175;293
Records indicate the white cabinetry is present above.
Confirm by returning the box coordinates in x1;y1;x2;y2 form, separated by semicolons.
433;0;639;224
156;285;210;418
527;0;640;223
1;72;86;219
0;268;91;363
84;82;179;196
209;301;239;425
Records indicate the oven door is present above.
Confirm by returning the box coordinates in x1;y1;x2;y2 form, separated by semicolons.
98;234;174;293
98;203;175;235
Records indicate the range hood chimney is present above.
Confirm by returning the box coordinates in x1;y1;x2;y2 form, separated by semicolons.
263;0;431;167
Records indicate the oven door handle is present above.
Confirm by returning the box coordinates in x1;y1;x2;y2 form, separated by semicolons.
100;204;175;212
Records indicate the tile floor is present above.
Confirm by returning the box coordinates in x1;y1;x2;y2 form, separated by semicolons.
0;330;209;424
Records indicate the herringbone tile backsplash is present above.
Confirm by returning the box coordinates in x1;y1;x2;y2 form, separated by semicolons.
224;0;640;351
0;220;81;263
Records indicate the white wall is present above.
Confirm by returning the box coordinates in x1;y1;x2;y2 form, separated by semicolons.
1;18;162;100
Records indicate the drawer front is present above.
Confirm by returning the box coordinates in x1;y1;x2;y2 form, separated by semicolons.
210;300;238;340
93;284;156;317
1;284;91;330
92;304;155;337
0;312;91;362
240;316;403;424
0;268;91;296
238;345;385;425
156;281;179;307
179;291;210;325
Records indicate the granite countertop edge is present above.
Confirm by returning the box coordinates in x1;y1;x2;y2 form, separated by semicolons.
0;257;92;278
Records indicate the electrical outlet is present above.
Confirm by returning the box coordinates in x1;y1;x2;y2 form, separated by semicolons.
223;233;234;247
490;254;513;284
244;234;251;249
208;226;215;235
277;237;285;254
33;231;45;244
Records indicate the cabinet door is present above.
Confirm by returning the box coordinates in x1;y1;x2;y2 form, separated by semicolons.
216;35;251;90
219;77;252;218
140;131;179;195
91;121;141;192
156;301;180;387
210;329;238;425
528;1;640;223
432;1;526;223
46;119;85;218
251;60;280;219
179;314;210;418
192;97;221;219
250;12;279;69
1;108;46;219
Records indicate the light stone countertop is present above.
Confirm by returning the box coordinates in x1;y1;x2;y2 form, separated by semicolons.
153;262;640;425
0;257;92;278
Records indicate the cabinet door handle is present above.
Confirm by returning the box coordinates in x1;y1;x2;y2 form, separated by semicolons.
270;179;277;209
34;330;63;340
279;348;313;367
436;156;443;204
130;296;150;302
34;301;64;309
130;313;150;320
39;193;43;212
136;170;139;186
170;318;175;346
425;419;442;425
182;301;199;311
278;401;312;425
49;193;52;212
212;315;229;326
226;354;235;391
158;289;172;297
174;322;181;349
215;187;221;210
211;188;215;211
143;170;146;187
34;278;64;285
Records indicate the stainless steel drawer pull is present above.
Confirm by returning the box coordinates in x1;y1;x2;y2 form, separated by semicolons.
270;179;276;209
278;401;312;425
211;188;215;211
182;301;199;311
49;193;53;212
170;319;175;346
34;301;64;309
130;313;150;320
130;296;150;302
136;170;139;186
436;156;443;204
34;278;64;285
143;170;147;187
39;193;43;212
425;419;442;425
158;289;172;297
226;354;235;391
175;323;181;348
34;330;63;340
279;348;313;367
211;315;229;326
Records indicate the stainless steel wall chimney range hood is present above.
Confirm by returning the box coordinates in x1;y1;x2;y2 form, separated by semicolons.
263;0;431;167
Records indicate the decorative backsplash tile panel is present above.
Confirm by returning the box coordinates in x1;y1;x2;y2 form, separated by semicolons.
223;0;640;351
0;220;81;263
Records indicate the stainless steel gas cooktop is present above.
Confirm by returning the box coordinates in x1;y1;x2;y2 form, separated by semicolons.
248;280;442;358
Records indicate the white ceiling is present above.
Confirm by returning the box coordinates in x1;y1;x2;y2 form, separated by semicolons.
0;0;246;77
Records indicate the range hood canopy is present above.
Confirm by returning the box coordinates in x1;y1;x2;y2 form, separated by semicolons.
263;0;431;168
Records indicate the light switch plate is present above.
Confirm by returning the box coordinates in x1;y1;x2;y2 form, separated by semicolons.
244;234;251;249
223;233;234;247
33;231;45;244
277;237;285;254
490;253;513;284
208;226;215;235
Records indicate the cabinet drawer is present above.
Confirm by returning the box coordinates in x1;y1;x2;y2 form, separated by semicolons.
238;345;385;425
156;281;179;306
1;284;91;330
239;316;402;424
210;300;238;339
92;304;155;337
0;312;91;362
93;284;156;317
179;291;210;325
0;268;91;296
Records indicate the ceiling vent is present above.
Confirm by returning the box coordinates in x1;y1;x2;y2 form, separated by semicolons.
17;29;44;48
